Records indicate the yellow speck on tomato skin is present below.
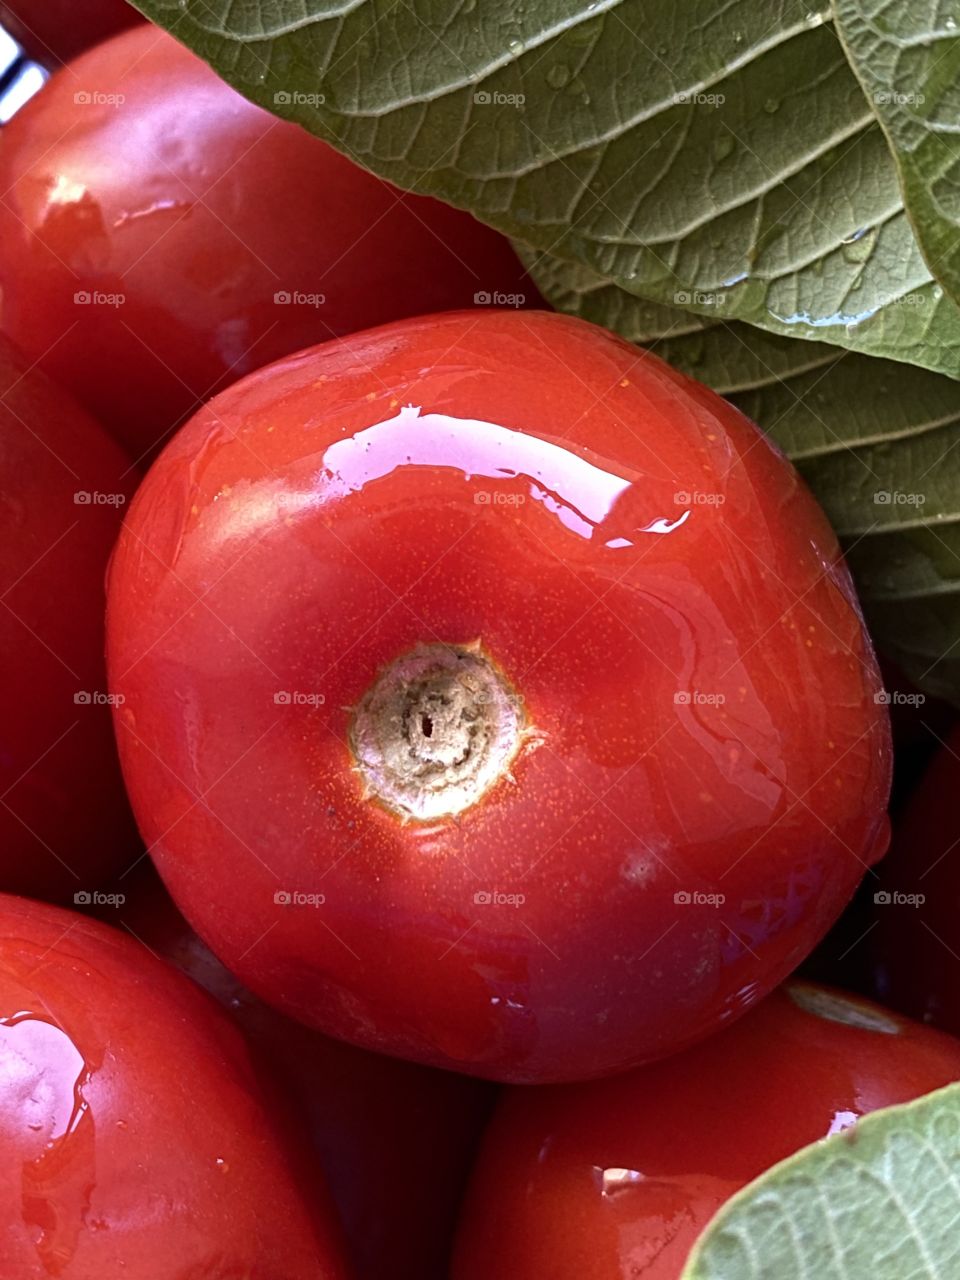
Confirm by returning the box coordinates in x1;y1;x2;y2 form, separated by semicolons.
365;391;376;401
190;504;199;517
619;378;630;388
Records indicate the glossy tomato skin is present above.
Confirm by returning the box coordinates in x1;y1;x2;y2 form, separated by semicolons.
451;984;960;1280
0;895;348;1278
0;26;534;462
0;0;141;64
110;865;495;1280
873;723;960;1032
106;309;891;1083
0;336;138;901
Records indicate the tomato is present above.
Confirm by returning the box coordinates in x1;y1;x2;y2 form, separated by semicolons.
0;336;138;901
451;983;960;1280
106;309;891;1083
0;25;534;462
873;722;960;1032
111;864;495;1280
0;894;348;1277
0;0;141;64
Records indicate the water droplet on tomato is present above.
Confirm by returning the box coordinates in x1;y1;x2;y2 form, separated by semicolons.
1;1011;99;1274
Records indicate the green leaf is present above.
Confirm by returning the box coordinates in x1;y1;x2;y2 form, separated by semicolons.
140;0;960;378
681;1082;960;1279
525;250;960;703
834;0;960;309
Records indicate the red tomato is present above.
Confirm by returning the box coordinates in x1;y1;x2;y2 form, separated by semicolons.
451;983;960;1280
0;0;141;64
0;25;534;462
0;336;138;901
113;865;495;1280
873;722;960;1031
106;309;891;1083
0;894;348;1277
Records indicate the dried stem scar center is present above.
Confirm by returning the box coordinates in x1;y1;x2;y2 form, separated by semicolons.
349;642;529;822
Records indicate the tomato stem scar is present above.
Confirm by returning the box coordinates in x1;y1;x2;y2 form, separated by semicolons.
349;642;530;822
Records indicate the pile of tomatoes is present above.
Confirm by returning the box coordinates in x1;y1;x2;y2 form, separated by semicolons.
1;8;958;1279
